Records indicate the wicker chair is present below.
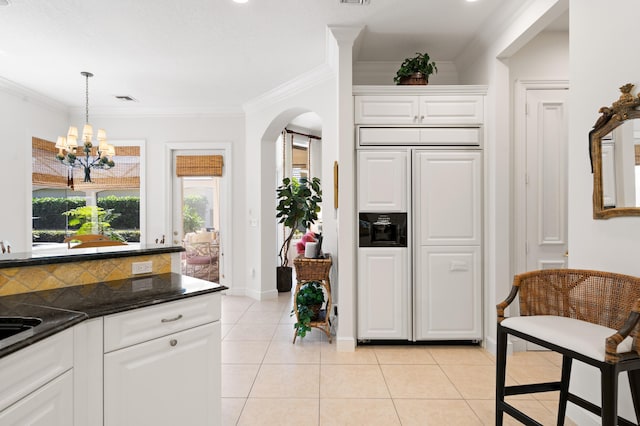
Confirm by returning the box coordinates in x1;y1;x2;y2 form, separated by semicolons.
496;269;640;426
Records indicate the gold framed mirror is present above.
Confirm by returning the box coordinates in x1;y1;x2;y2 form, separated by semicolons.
590;83;640;219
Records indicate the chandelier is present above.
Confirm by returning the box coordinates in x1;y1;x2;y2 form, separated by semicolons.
55;71;115;189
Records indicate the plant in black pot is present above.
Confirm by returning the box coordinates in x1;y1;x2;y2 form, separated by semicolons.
276;176;322;292
291;281;325;338
393;52;438;85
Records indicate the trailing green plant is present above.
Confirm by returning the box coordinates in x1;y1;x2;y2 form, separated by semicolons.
62;206;124;241
291;281;325;338
393;52;438;84
276;176;322;267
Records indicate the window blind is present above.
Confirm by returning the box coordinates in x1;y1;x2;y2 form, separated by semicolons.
175;155;223;177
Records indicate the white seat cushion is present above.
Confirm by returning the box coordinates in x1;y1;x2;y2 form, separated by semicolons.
501;315;634;362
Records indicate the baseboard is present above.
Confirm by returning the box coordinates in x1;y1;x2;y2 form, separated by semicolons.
244;287;279;300
484;335;514;356
336;336;356;352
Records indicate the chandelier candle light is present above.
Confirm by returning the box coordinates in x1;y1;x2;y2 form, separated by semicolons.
55;71;115;189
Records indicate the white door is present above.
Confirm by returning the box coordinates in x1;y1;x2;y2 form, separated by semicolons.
171;149;228;284
104;322;220;426
524;89;569;270
414;246;482;340
357;150;408;212
357;247;409;340
413;151;482;246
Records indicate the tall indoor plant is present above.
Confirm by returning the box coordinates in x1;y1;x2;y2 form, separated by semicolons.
276;176;322;292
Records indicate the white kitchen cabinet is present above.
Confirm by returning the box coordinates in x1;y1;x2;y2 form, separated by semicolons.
0;370;73;426
357;247;409;339
414;246;482;340
414;150;482;246
104;321;220;426
103;294;221;426
359;127;481;147
357;150;407;212
355;94;483;125
0;328;73;415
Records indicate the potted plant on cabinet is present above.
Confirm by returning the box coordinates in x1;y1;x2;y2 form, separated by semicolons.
276;176;322;292
291;281;325;338
393;52;438;85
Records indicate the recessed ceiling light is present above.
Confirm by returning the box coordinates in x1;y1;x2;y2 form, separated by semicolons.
233;0;248;3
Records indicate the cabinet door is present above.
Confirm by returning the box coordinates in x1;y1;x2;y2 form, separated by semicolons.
104;322;221;426
357;247;409;340
355;95;419;124
418;95;483;124
414;151;482;245
414;246;481;340
0;370;73;426
358;150;407;212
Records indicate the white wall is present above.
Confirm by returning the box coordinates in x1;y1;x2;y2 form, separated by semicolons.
0;87;68;252
455;0;569;355
509;31;569;83
567;0;640;423
68;112;246;292
243;66;338;302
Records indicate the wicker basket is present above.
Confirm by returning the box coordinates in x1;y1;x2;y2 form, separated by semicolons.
293;255;332;281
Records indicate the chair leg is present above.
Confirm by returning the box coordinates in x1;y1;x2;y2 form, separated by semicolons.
600;363;618;426
628;369;640;424
557;355;573;426
495;324;508;426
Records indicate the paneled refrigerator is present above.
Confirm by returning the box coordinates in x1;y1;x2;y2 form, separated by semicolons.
357;135;482;342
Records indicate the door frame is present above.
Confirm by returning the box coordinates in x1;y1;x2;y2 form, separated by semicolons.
514;80;569;276
165;142;232;288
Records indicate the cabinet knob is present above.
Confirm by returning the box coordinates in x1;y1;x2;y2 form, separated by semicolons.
420;115;425;121
169;339;178;347
413;115;418;122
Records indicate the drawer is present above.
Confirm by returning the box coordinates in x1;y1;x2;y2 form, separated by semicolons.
104;293;220;353
0;328;73;412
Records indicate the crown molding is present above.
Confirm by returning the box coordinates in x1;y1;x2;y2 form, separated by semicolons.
0;76;68;113
352;84;488;96
68;105;245;118
243;63;334;115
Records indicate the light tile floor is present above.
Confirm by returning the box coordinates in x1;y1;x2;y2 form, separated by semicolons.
221;292;577;426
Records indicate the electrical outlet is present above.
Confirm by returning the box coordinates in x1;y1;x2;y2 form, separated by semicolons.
132;261;153;275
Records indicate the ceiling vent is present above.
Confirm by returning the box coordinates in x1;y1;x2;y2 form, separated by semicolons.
115;95;138;102
340;0;370;4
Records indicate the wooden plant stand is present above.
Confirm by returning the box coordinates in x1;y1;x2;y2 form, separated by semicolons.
292;255;332;343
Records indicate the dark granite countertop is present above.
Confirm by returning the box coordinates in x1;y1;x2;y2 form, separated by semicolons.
0;273;226;358
0;243;185;269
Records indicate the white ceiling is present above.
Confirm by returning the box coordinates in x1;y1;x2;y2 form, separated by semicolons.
0;0;555;113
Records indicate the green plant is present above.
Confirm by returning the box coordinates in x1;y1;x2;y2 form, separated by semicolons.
276;176;322;267
183;204;204;233
291;281;325;338
393;52;438;84
62;206;124;241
